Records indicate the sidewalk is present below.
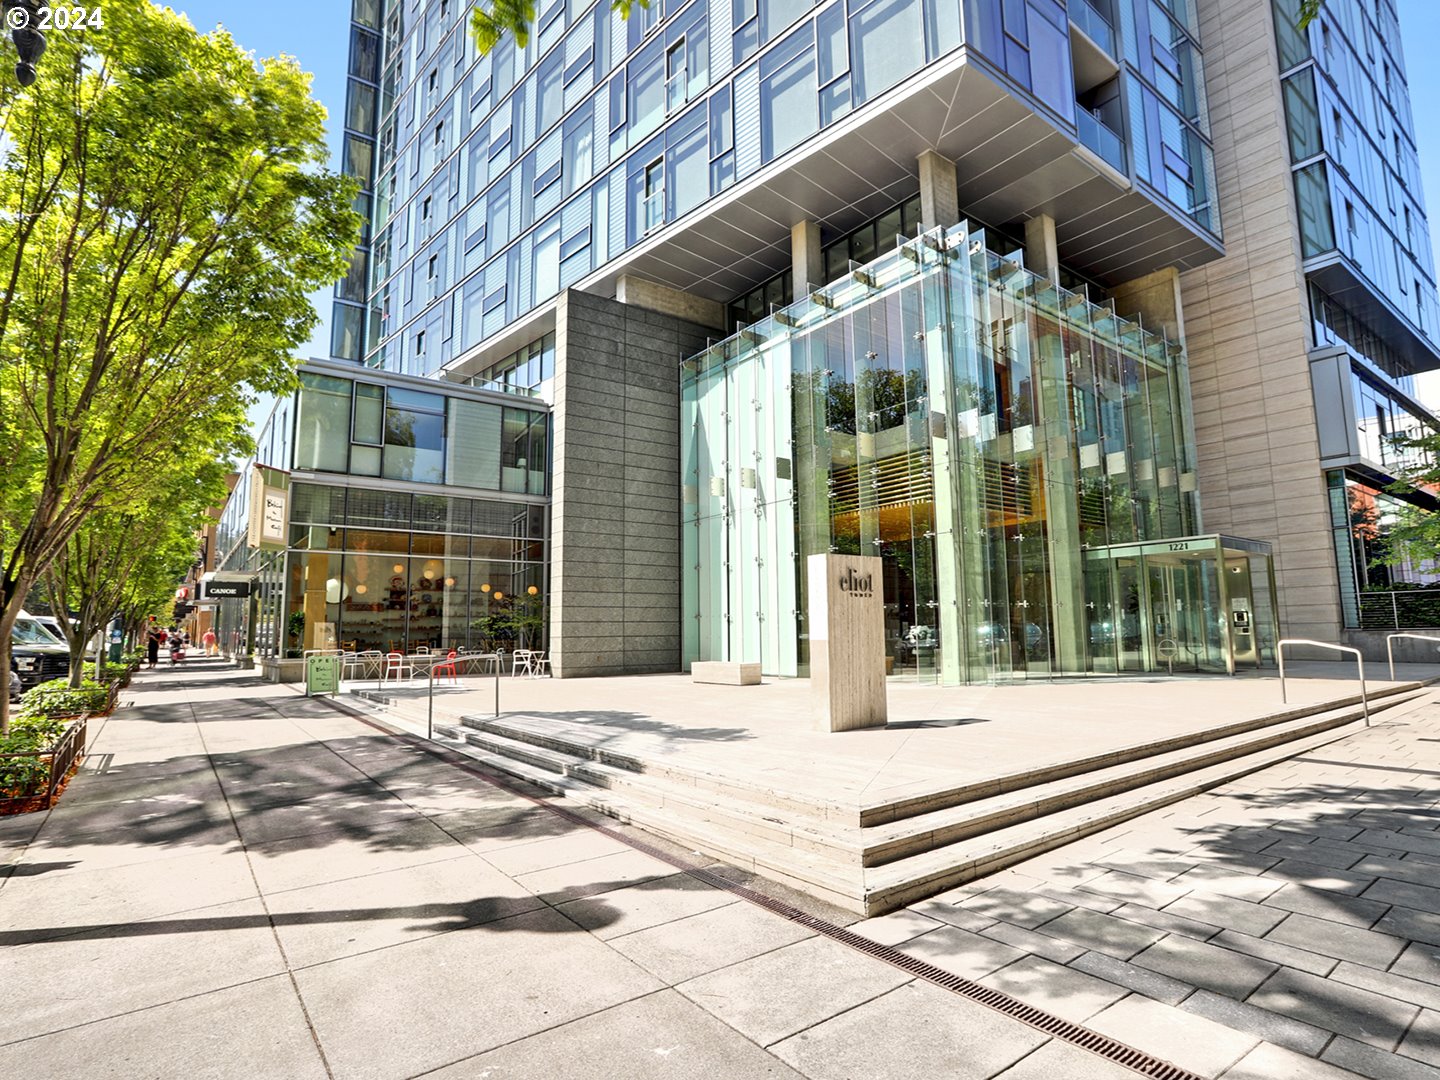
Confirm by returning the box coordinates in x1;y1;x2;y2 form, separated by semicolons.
1;665;1436;1079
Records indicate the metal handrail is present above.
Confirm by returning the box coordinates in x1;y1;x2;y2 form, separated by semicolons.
1386;633;1440;681
427;652;504;740
1277;638;1368;726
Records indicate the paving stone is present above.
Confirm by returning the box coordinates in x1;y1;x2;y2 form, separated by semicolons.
1079;870;1194;908
1260;836;1364;869
1222;1040;1372;1080
1355;855;1440;891
1331;961;1440;1014
1209;827;1286;854
1376;907;1440;949
1186;849;1283;875
1039;885;1125;914
424;989;807;1080
1272;820;1365;842
907;898;998;933
977;954;1127;1023
1035;907;1165;961
1179;988;1332;1056
1246;967;1419;1049
1129;933;1278;999
768;980;1045;1080
849;908;946;947
1322;1034;1440;1080
1264;883;1392;928
294;906;663;1080
1209;928;1339;977
1266;912;1408;969
955;887;1073;928
1085;995;1260;1077
1400;1010;1440;1070
1173;865;1286;901
1113;902;1223;942
555;873;736;941
607;899;815;984
675;936;911;1048
1393;942;1440;987
980;919;1086;964
1359;831;1440;859
896;923;1028;980
990;1039;1141;1079
0;974;328;1080
1365;879;1440;916
1165;892;1288;937
1262;858;1378;896
1068;951;1194;1006
1093;852;1197;880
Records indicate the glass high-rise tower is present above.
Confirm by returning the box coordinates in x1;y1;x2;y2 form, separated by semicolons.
319;0;1315;680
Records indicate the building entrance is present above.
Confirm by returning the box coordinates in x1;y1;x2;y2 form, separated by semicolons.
1083;535;1277;676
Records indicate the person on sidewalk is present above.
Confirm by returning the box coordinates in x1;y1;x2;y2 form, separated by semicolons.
202;627;217;656
146;627;160;669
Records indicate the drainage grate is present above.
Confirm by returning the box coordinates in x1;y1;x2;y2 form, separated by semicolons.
351;715;1207;1080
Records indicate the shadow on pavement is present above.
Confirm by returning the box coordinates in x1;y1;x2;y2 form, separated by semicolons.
0;888;631;947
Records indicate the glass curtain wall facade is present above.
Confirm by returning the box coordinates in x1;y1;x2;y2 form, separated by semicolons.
350;0;1219;378
212;366;550;660
682;222;1256;683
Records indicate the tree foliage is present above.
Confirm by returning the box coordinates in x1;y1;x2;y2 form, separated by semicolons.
0;4;362;731
1378;433;1440;570
470;0;648;55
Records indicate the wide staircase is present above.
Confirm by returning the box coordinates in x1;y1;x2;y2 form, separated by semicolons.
372;682;1436;917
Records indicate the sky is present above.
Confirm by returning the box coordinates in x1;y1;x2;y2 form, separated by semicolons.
173;0;1440;392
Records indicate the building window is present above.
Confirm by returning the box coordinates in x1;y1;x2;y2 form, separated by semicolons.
760;26;817;162
666;40;687;112
383;388;447;484
644;158;665;233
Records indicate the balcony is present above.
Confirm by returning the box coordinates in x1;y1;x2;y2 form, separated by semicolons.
1070;0;1116;58
1076;109;1126;175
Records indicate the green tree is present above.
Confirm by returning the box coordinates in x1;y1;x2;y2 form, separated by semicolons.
1379;433;1440;570
1299;1;1324;29
41;430;242;686
0;4;361;732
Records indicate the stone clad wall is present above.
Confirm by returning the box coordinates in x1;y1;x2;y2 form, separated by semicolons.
551;290;712;677
1178;0;1340;643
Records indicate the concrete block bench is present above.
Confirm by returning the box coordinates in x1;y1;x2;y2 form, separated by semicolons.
692;661;761;686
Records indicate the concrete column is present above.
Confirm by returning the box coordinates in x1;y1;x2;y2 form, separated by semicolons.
792;220;824;296
1024;214;1060;284
1109;266;1186;343
550;290;713;678
615;275;725;331
918;149;960;231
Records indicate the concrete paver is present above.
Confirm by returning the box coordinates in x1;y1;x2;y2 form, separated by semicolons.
15;665;1440;1077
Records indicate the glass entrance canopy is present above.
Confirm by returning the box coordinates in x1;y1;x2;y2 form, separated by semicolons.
681;221;1277;682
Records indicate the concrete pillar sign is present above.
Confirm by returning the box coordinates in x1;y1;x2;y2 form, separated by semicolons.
807;553;888;732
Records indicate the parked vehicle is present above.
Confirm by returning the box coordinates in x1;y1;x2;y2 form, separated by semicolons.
10;614;71;699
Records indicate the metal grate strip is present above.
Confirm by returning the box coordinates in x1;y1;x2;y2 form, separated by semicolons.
351;718;1208;1080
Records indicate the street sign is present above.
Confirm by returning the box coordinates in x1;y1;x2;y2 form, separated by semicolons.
306;654;342;697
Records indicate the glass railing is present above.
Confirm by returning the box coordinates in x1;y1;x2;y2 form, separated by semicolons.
1076;109;1127;174
1070;0;1116;56
644;189;665;234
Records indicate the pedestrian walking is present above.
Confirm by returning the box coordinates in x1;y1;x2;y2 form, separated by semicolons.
202;627;218;656
146;628;160;669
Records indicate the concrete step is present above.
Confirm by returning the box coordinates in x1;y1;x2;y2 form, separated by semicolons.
452;713;855;824
858;690;1426;867
425;732;866;912
450;723;861;862
861;690;1436;914
857;680;1428;826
